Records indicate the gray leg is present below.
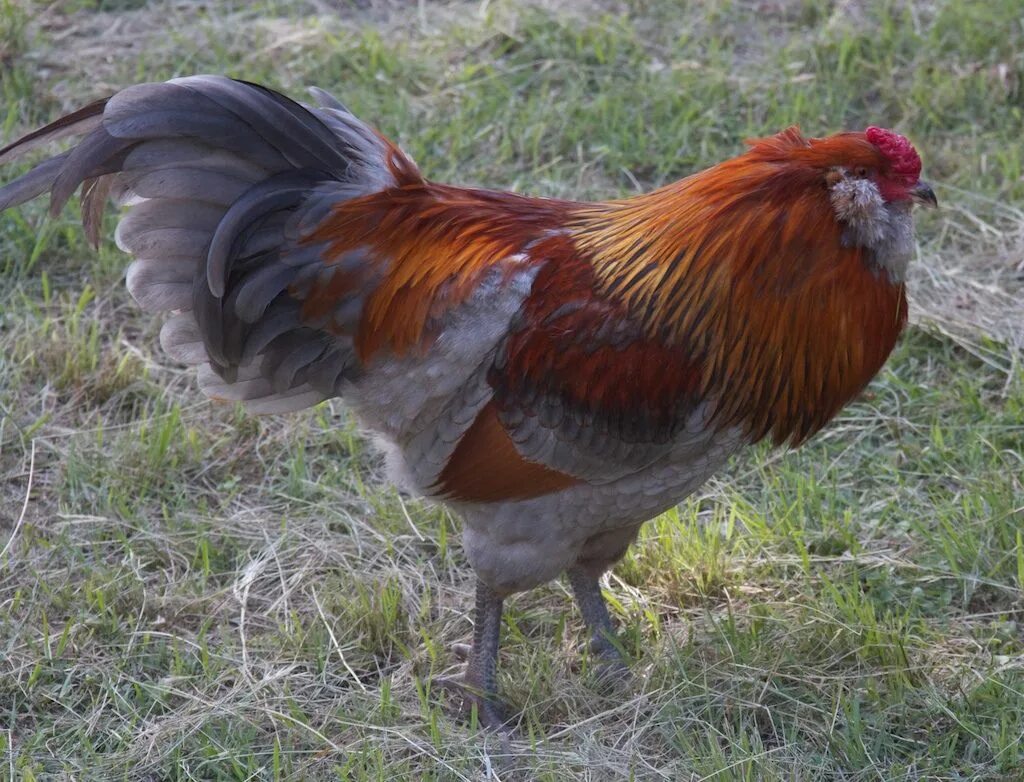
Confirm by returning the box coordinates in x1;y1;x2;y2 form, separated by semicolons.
567;566;628;672
436;578;509;729
465;579;503;703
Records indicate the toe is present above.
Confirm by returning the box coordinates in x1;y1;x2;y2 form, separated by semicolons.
474;697;510;731
593;658;633;692
433;675;512;731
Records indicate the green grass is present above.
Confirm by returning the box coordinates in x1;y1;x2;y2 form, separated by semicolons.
1;0;1022;779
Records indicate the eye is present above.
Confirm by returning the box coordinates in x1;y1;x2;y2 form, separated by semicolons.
853;166;869;178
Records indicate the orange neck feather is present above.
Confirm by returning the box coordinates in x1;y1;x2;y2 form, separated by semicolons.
570;138;907;445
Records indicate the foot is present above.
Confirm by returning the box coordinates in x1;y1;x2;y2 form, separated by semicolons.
567;567;636;690
586;635;633;692
434;669;511;730
435;579;510;731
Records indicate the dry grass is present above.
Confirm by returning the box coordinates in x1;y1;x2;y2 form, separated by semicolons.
1;1;1022;780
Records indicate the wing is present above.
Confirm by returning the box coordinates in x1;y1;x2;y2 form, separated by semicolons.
434;234;712;503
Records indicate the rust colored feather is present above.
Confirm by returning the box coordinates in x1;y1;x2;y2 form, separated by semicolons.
305;183;574;359
436;401;580;502
493;235;704;442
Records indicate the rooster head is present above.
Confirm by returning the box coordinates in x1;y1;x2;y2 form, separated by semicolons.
748;125;935;280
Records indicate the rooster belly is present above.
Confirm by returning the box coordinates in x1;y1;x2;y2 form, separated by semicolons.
454;427;742;595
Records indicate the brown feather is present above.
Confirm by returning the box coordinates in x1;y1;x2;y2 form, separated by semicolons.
81;174;114;248
436;401;579;502
493;234;704;443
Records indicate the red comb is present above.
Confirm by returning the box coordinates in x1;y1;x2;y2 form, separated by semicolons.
865;126;921;182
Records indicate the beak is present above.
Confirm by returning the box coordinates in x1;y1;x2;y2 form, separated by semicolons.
910;180;938;208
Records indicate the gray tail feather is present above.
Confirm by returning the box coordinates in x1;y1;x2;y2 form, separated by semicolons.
0;75;413;414
0;98;109;163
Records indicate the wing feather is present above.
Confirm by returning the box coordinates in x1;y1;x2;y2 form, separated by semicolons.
435;233;707;501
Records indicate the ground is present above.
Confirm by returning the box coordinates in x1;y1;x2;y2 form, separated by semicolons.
1;1;1022;779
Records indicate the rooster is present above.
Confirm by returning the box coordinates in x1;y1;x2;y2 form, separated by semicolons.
0;76;936;728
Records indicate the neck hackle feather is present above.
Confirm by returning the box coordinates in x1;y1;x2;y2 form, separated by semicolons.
568;127;907;446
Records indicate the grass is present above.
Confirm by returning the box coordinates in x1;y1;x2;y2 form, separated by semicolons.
1;0;1022;779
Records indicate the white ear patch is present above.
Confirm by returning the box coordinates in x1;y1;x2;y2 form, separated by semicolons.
831;178;884;227
829;175;914;282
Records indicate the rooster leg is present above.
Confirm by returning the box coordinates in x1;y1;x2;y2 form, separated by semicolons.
436;579;509;729
567;566;630;683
